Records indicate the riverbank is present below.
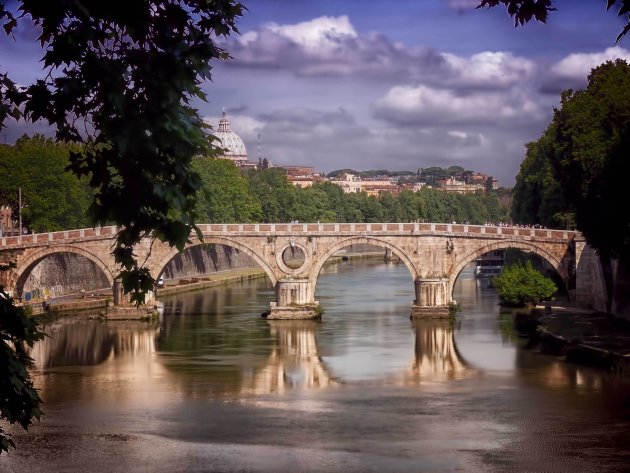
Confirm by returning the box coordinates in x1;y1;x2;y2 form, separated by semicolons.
32;252;388;319
157;267;268;297
526;304;630;375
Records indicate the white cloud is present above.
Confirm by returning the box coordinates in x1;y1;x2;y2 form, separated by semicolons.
226;15;537;94
442;51;536;89
265;15;358;55
228;16;444;79
550;47;630;81
373;84;543;126
537;46;630;94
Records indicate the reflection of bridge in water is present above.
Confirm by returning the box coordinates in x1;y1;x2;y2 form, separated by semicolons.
247;319;470;393
243;321;335;393
30;319;160;369
29;314;606;404
29;317;471;396
406;320;468;383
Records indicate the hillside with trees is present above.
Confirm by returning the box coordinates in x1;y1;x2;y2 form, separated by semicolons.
0;144;510;229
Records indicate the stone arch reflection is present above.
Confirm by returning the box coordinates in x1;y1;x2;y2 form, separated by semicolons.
30;319;160;370
243;321;335;394
249;319;470;390
405;319;469;383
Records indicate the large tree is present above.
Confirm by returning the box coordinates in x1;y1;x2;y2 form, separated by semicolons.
0;135;93;232
511;126;572;229
246;168;297;222
193;158;261;223
512;60;630;258
0;0;245;453
549;60;630;260
0;0;245;301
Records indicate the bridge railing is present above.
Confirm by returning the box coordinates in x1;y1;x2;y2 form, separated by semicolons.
1;223;578;248
1;226;119;247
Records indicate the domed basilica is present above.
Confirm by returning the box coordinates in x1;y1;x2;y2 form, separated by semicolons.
215;111;249;167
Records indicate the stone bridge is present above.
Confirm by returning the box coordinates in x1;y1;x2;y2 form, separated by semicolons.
0;222;601;318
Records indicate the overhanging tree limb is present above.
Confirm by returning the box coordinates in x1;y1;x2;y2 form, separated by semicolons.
0;0;246;452
478;0;630;43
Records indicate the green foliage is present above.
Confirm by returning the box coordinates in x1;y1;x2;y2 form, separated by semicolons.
0;288;45;453
237;169;509;224
193;158;261;223
513;60;630;258
0;135;92;232
511;129;573;228
0;1;245;304
492;261;557;306
448;301;460;317
550;60;630;260
0;0;245;453
246;168;297;222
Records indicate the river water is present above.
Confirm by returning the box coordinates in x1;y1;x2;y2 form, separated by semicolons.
1;259;629;472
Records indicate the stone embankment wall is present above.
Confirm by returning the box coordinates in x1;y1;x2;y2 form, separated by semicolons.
577;244;630;319
610;258;630;319
161;244;258;280
161;243;386;281
23;253;110;300
20;244;387;303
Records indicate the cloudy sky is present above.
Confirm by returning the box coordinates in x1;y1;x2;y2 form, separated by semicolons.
2;1;630;185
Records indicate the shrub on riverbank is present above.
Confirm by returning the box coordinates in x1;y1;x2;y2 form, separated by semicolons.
492;262;557;307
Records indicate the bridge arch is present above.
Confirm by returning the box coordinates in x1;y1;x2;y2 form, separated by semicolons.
448;240;568;297
14;245;115;299
150;237;278;287
309;236;419;297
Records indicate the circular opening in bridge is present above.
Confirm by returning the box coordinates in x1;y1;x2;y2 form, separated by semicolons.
282;245;306;270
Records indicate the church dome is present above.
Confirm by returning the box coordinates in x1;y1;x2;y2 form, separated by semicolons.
215;112;248;165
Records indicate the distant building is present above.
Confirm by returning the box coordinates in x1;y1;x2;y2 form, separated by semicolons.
281;166;324;188
361;176;396;196
283;166;315;178
436;177;484;194
0;206;14;236
214;111;250;167
399;182;426;192
330;172;361;193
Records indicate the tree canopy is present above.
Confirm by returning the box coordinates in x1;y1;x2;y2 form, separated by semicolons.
511;127;571;229
492;261;558;306
512;60;630;260
0;0;245;453
193;158;261;223
0;285;44;453
0;135;93;232
0;0;245;302
551;60;630;259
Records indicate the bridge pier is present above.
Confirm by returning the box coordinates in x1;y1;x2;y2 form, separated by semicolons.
268;279;321;320
112;279;127;306
112;279;155;306
410;277;451;318
384;248;397;262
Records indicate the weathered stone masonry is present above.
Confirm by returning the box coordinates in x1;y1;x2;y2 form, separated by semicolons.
0;223;598;319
